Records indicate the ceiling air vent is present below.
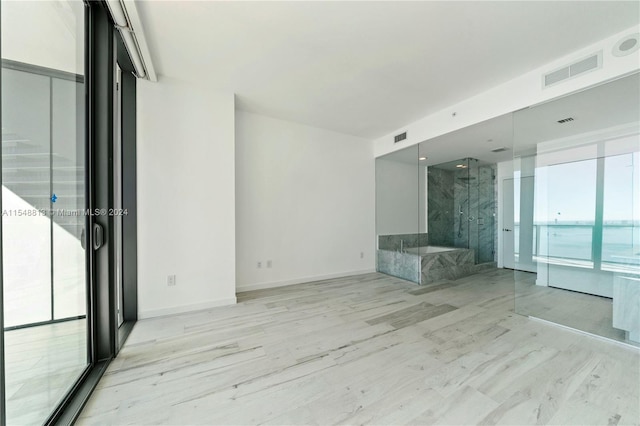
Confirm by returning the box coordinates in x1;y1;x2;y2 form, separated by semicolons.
491;147;509;153
543;51;602;88
394;132;407;143
557;117;574;124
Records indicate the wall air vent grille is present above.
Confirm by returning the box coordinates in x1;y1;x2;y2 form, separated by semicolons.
394;132;407;143
545;67;570;87
543;51;602;89
570;55;598;76
557;117;574;124
491;147;509;153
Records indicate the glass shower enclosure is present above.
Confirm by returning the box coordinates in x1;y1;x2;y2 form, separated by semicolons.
427;158;496;264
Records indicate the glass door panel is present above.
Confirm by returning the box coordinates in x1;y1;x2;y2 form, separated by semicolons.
52;77;87;320
1;68;52;328
1;1;89;423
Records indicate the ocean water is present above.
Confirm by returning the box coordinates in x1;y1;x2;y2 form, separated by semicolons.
514;225;640;266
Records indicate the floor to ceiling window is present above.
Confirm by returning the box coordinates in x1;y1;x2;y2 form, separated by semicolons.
1;1;88;424
1;2;138;424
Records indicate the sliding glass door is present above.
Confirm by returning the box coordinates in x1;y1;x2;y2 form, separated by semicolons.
1;1;89;424
1;2;139;423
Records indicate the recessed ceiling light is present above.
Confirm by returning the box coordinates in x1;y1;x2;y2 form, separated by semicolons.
419;157;427;161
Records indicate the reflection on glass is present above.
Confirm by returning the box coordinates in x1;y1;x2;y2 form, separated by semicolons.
1;69;52;327
602;152;640;273
2;1;88;423
538;159;597;267
52;78;86;320
513;72;640;345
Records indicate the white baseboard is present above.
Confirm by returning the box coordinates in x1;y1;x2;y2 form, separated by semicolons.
535;278;549;287
236;269;376;293
138;296;237;320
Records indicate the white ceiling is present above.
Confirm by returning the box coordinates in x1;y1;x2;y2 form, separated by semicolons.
417;113;514;166
381;71;639;167
513;72;640;154
137;1;639;139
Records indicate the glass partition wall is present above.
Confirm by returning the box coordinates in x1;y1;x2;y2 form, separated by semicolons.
375;145;421;241
375;73;639;347
375;146;423;282
513;72;640;345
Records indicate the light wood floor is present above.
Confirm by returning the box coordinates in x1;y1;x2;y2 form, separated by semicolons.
514;271;629;343
4;319;87;425
78;270;640;425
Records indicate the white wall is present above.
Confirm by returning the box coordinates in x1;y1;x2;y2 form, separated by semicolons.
374;25;640;158
137;78;236;318
235;111;375;292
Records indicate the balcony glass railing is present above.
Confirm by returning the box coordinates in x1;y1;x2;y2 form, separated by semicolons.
514;223;640;272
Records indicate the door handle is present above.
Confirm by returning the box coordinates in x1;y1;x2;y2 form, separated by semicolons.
503;228;512;232
93;223;104;250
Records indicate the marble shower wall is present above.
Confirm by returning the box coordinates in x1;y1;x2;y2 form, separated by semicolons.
427;168;454;246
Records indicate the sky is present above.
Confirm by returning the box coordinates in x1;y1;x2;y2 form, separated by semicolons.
514;151;639;223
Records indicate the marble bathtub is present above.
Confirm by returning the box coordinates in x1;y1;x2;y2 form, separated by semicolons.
376;250;421;283
406;246;457;255
377;245;495;285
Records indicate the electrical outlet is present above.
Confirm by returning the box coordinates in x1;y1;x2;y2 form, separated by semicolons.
267;260;272;268
257;261;262;268
167;274;176;286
